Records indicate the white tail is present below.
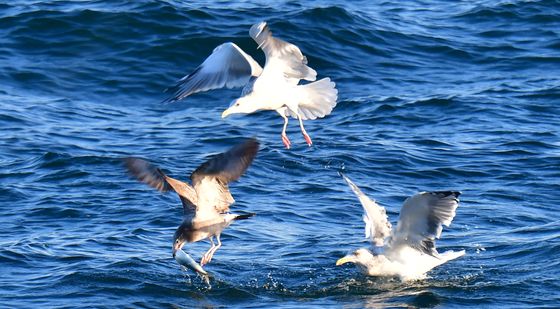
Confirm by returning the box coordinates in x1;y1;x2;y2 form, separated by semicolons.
440;250;466;262
289;78;338;120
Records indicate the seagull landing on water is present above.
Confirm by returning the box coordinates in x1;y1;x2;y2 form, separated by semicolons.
336;173;465;281
124;139;259;274
164;22;338;149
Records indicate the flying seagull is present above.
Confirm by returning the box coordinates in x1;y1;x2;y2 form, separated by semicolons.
164;22;338;149
336;173;465;281
124;138;259;274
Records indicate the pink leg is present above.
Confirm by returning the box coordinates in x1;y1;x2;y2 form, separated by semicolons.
297;114;312;146
280;112;291;149
281;134;291;149
302;131;312;146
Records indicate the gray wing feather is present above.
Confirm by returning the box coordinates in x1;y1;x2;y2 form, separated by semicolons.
240;76;257;98
249;22;316;82
340;173;392;247
164;42;262;102
124;158;198;216
391;191;461;256
124;158;170;192
191;138;259;214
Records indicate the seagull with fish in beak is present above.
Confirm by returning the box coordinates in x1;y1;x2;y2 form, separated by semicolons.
124;138;259;275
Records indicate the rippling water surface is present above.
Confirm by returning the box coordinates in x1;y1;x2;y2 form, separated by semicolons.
1;0;559;307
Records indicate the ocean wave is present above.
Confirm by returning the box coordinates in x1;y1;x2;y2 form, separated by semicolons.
1;0;559;307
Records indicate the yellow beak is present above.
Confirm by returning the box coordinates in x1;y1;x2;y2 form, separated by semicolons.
221;108;232;119
336;256;353;266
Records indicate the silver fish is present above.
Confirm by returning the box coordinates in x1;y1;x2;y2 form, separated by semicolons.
174;248;208;276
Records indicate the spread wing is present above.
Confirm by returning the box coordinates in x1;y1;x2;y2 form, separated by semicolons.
249;22;316;84
164;42;263;102
124;158;197;216
389;191;461;256
190;138;259;217
340;173;392;247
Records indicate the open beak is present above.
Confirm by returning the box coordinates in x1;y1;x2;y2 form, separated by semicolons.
336;256;354;266
172;240;185;258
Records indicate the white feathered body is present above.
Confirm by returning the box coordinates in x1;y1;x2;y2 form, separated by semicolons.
241;75;337;119
165;22;338;148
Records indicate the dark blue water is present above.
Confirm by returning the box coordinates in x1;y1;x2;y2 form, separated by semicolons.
1;0;559;307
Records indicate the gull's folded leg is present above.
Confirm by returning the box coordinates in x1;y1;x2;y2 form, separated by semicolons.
297;114;312;146
281;134;291;149
279;110;291;149
204;234;222;264
201;237;216;266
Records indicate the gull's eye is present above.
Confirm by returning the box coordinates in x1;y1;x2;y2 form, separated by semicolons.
235;103;240;107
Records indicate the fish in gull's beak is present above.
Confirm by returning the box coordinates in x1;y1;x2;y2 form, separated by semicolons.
174;248;208;276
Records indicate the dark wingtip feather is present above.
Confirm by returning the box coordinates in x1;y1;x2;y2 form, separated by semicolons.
432;191;461;199
234;213;256;220
223;137;260;176
241;137;260;156
161;67;202;103
123;157;171;192
225;137;259;165
161;95;178;104
191;138;260;184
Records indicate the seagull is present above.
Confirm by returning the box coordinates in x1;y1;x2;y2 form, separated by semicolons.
124;138;259;274
336;173;465;281
164;22;338;149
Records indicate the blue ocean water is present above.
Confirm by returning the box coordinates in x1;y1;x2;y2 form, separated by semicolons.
1;0;559;307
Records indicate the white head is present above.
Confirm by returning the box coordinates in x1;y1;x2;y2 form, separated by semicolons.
221;96;261;118
336;248;375;269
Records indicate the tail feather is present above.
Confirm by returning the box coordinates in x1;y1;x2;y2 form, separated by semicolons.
440;250;465;262
289;78;338;120
234;213;256;220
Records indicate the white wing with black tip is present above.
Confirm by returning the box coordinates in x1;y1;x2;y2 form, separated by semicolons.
249;22;316;84
389;191;461;256
340;173;392;247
